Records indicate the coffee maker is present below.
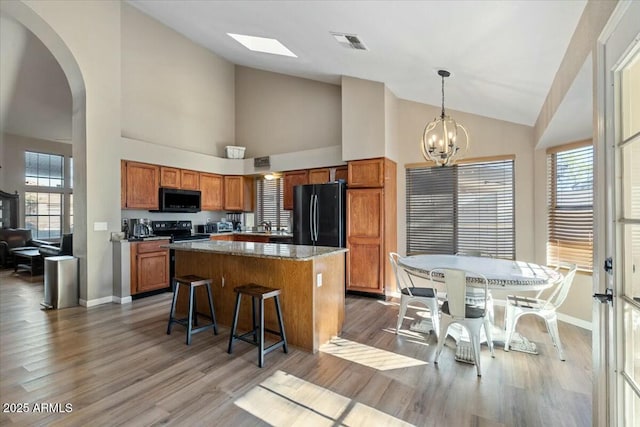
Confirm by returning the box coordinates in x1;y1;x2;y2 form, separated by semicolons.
128;218;152;238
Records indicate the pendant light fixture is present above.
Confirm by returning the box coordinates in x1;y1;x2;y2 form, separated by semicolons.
421;70;469;166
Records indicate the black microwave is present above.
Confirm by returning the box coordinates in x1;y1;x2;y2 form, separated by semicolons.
155;188;201;213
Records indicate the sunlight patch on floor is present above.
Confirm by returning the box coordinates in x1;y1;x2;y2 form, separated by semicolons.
319;337;428;371
234;370;414;426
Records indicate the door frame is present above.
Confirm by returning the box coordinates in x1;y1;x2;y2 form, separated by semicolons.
595;1;640;425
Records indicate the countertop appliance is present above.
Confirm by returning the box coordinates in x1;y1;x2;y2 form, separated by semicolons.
151;220;210;242
154;188;201;213
293;182;346;247
129;218;152;238
196;222;233;233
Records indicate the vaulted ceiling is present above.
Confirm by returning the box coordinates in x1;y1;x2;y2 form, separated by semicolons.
0;1;591;147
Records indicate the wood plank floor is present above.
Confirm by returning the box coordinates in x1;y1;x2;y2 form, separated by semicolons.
0;269;592;426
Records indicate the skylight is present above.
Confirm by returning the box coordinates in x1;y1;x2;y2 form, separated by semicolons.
227;33;297;57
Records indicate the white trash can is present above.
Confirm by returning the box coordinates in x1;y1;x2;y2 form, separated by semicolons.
42;255;78;309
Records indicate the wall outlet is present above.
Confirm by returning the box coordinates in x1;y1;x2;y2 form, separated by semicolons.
317;273;322;287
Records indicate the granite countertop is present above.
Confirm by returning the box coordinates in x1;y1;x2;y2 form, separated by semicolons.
164;240;347;261
210;231;293;239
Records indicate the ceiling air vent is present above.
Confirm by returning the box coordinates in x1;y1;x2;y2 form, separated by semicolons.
331;32;368;50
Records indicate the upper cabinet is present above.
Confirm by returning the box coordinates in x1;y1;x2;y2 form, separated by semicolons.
335;166;348;182
308;168;330;184
122;161;160;209
283;170;309;210
348;158;386;188
180;169;200;190
224;176;254;212
200;173;224;211
160;167;181;188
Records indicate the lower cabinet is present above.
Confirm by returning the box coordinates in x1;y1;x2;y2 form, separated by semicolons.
130;239;170;295
232;234;270;243
210;235;234;241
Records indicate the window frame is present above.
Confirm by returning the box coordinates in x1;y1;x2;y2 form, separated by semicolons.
546;140;594;272
255;176;290;230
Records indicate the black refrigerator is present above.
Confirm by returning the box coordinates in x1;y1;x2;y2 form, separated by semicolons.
293;182;346;247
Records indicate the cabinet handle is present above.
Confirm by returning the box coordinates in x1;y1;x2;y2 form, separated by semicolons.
221;275;225;288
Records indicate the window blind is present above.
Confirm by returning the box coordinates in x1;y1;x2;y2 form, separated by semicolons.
256;177;289;230
406;158;514;259
547;144;593;271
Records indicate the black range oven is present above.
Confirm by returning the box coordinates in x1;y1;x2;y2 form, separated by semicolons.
151;220;211;279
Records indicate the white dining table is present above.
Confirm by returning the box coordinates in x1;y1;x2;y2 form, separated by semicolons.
398;254;563;363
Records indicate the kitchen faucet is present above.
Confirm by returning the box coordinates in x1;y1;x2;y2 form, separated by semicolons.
261;221;272;231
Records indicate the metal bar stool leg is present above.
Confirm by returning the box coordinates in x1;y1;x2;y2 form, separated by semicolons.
258;296;265;368
274;295;288;353
228;292;242;354
205;283;218;335
251;296;257;343
186;285;195;345
167;279;179;335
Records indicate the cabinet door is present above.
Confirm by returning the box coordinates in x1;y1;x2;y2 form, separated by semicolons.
334;166;348;182
200;173;224;211
308;168;330;184
124;161;159;209
283;170;309;210
181;169;200;190
136;251;169;293
160;167;181;188
346;188;384;294
348;158;385;188
224;176;254;211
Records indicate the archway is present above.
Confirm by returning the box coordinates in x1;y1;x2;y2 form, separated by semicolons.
0;1;88;299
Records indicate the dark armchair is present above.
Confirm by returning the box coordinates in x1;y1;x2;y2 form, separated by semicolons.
0;228;48;268
39;233;73;258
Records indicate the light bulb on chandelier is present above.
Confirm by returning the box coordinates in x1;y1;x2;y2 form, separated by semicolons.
420;70;469;167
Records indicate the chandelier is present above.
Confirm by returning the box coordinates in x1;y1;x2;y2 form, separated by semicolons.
421;70;469;166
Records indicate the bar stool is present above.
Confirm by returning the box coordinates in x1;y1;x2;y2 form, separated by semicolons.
227;284;288;367
167;275;218;345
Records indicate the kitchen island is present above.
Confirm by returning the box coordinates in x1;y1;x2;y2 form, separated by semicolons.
165;240;347;353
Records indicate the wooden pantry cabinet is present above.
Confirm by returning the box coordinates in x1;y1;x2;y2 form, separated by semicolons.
121;161;159;209
200;173;224;211
346;158;397;295
130;239;170;295
224;176;254;212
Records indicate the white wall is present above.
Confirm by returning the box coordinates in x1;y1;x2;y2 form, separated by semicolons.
121;3;235;157
341;76;386;161
235;66;341;159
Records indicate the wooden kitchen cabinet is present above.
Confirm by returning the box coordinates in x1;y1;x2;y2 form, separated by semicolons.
283;170;309;210
160;166;181;188
346;158;397;296
200;173;224;211
224;176;254;211
130;239;170;295
308;168;330;184
334;166;348;182
348;158;386;188
210;234;234;241
121;161;160;209
180;169;200;190
233;234;270;243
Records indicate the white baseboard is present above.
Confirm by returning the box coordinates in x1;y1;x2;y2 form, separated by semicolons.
79;296;114;307
112;296;132;304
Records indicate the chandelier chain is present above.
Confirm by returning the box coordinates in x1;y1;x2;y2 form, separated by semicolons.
441;74;445;118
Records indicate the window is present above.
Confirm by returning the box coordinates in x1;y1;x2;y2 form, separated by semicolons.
256;176;289;230
547;143;593;272
24;152;72;240
406;157;515;259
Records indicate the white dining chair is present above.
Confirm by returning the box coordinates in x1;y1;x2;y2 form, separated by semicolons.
389;252;440;337
432;267;494;376
504;263;577;361
456;251;495;326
